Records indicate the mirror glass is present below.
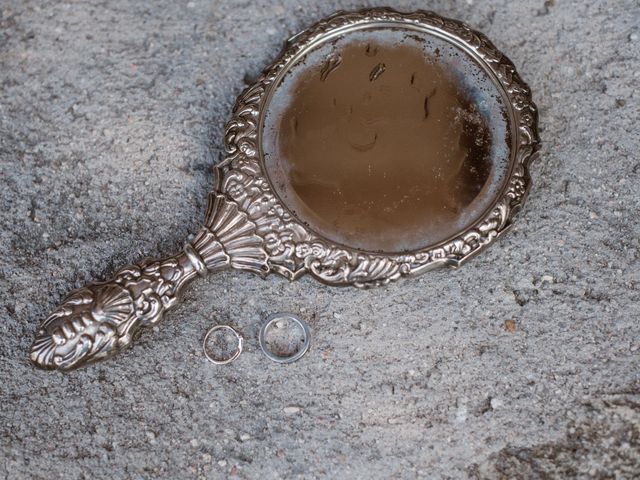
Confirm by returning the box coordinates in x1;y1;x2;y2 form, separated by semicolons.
262;27;512;253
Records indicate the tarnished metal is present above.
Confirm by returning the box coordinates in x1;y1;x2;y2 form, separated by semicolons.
30;8;540;371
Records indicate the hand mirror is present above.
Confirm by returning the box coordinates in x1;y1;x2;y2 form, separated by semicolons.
30;9;540;370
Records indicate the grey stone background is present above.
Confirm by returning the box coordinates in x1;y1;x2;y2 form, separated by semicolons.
1;0;638;478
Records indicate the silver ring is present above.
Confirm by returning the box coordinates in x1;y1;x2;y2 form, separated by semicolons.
259;313;310;364
202;325;243;365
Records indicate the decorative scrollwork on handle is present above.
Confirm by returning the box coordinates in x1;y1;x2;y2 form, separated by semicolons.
30;251;202;370
31;194;268;370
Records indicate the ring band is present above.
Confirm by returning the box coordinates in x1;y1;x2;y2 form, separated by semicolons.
203;325;243;365
259;313;310;364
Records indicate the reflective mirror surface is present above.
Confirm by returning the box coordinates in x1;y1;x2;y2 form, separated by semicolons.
263;28;512;252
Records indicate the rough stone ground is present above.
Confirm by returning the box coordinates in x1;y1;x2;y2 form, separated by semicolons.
1;0;639;478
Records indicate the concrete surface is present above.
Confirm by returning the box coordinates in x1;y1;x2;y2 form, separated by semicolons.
1;0;639;478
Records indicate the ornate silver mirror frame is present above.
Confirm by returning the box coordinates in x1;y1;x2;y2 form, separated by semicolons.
30;8;540;371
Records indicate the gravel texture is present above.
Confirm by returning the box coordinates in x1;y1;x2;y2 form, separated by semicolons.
1;0;639;478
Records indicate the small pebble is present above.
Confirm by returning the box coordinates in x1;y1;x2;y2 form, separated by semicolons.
504;319;517;333
283;406;301;415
